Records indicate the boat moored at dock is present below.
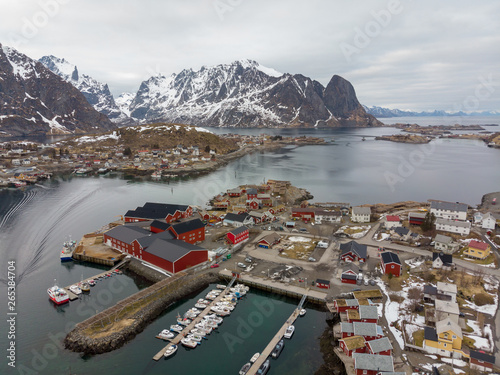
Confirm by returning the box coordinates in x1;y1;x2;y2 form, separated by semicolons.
284;325;295;339
163;344;177;358
60;238;77;261
47;280;69;305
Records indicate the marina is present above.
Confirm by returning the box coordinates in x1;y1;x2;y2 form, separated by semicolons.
152;275;239;361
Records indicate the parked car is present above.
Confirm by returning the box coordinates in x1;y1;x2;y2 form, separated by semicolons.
308;257;316;262
299;228;308;233
237;262;247;269
245;257;253;263
210;263;219;268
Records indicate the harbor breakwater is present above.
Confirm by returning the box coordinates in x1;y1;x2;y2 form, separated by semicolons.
64;270;219;354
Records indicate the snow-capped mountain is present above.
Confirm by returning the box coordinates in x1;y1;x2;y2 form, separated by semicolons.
39;55;133;125
129;59;381;128
363;105;500;118
0;44;115;137
115;92;135;117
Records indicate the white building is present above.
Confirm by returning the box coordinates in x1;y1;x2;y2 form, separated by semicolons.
430;200;468;221
482;212;497;230
435;218;471;236
351;206;371;223
384;215;401;229
434;234;459;254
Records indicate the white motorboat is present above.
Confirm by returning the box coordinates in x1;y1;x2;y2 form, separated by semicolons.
181;338;197;349
209;289;221;295
203;314;223;324
284;325;295;339
210;306;230;316
177;318;191;326
170;324;183;333
194;303;207;309
186;334;203;342
158;330;175;340
250;352;260;363
205;293;217;300
197;298;209;304
194;323;212;334
190;328;207;337
299;308;306;317
163;344;178;357
69;284;82;295
216;284;227;290
205;320;218;329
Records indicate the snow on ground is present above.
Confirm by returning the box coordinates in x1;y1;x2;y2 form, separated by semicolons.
425;354;438;360
467;335;491;351
466;320;495;351
287;236;311;243
376;278;405;349
336;225;370;239
405;257;425;268
374;233;390;241
76;131;120;144
463;293;498;316
441;357;467;367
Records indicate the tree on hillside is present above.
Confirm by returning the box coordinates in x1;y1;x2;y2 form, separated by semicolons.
420;211;436;232
123;147;132;157
204;145;211;153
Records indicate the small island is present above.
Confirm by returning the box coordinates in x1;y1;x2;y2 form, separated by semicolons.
375;134;432;144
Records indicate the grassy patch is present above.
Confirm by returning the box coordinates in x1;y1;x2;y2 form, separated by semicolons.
344;226;369;235
412;329;425;347
279;238;315;260
463;324;474;333
463;336;476;349
389;293;405;303
388;277;403;292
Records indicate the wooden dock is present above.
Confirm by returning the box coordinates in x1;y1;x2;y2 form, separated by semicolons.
152;276;238;361
247;305;302;373
63;258;129;300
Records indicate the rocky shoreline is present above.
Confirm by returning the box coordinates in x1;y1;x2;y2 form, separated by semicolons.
64;271;219;354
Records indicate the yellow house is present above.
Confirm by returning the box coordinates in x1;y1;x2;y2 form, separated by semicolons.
464;240;491;260
423;318;463;358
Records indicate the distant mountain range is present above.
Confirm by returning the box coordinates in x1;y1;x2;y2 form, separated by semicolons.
363;105;500;118
126;59;382;128
0;43;115;137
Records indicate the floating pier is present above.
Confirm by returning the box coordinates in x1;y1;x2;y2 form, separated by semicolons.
152;275;238;361
218;269;327;304
247;294;307;373
63;258;129;299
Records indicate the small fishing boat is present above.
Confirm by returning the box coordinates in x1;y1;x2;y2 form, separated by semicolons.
257;359;270;374
158;330;175;340
69;284;82;295
186;334;203;342
47;280;69;305
190;328;207;337
271;339;284;359
194;303;207;309
216;284;227;290
163;344;177;357
79;281;90;293
170;324;183;333
250;352;260;363
177;318;191;326
181;338;197;349
284;325;295;339
88;279;96;287
239;362;251;375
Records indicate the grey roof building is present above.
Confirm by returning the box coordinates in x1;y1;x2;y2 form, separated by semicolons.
353;353;394;372
366;336;393;354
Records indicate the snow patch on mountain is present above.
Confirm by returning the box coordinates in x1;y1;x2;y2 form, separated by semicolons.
2;45;39;80
39;55;133;125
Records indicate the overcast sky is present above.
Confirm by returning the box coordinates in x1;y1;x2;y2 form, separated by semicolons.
1;0;499;111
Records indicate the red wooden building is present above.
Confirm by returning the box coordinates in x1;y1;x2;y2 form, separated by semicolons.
340;241;367;263
142;238;208;273
246;188;258;200
167;219;205;244
315;278;330;289
246;198;260;210
470;350;495;373
103;226;151;255
226;226;249;245
291;207;316;222
380;251;402;277
257;233;281;248
227;188;242;197
341;264;359;284
408;211;426;225
124;202;193;223
339;336;366;357
365;337;392;356
334;299;360;314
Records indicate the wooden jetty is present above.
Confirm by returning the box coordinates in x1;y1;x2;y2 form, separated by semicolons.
63;258;129;300
152;275;238;361
247;294;307;373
